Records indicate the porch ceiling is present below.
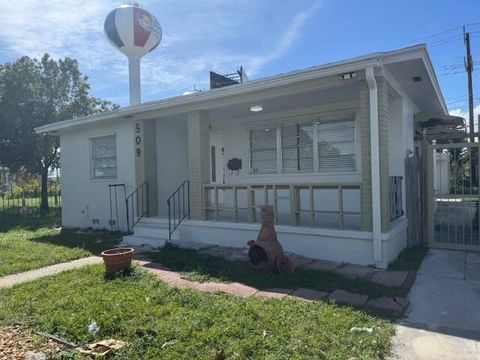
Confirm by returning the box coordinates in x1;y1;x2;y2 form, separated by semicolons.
207;82;361;122
386;58;445;115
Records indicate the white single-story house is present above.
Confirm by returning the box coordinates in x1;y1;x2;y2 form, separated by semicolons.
36;44;447;268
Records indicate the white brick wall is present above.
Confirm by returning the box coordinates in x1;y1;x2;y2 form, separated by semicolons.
187;111;210;220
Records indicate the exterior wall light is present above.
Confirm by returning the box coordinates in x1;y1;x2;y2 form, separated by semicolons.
250;105;263;112
338;72;358;80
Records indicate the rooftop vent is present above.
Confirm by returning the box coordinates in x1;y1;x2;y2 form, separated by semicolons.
210;66;248;89
412;76;422;82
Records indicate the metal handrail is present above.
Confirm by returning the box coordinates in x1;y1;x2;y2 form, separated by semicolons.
126;181;149;233
167;180;190;241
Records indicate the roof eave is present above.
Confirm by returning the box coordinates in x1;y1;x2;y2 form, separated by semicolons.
35;44;445;134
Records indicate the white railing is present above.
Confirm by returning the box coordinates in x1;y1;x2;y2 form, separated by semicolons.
203;183;361;230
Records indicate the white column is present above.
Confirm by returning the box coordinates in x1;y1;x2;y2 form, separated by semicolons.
128;57;141;105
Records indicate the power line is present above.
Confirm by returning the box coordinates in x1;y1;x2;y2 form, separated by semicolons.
384;25;462;49
429;35;463;48
382;22;480;51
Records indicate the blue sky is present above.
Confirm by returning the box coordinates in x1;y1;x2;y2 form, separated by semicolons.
0;0;479;122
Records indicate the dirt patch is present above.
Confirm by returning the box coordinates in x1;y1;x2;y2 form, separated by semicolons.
0;326;66;359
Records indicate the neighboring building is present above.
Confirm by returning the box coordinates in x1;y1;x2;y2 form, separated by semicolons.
36;44;449;268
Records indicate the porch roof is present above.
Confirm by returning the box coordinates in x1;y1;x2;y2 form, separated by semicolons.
35;44;447;135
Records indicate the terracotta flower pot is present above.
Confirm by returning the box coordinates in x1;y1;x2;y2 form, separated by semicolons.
101;248;134;273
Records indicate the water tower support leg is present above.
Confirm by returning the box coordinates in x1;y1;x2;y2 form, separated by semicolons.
128;57;141;105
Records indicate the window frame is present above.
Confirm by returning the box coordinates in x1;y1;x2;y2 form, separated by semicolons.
90;134;118;180
247;112;358;175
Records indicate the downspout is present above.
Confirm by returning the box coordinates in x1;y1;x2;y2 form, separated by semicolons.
366;67;382;263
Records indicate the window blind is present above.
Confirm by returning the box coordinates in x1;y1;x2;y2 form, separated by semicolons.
250;127;277;174
317;120;355;171
281;122;313;173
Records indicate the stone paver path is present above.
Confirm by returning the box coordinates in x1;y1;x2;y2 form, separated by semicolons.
0;256;102;289
137;259;410;314
0;251;410;316
169;240;414;289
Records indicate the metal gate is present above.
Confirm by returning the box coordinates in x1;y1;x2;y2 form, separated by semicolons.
427;142;480;250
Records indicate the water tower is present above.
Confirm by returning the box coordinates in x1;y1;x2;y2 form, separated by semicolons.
104;3;162;105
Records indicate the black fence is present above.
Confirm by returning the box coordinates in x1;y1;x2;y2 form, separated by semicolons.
0;190;62;216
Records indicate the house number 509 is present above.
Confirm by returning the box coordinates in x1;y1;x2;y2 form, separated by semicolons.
135;123;142;157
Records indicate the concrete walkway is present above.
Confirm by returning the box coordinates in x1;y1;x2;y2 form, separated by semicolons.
0;256;102;289
391;249;480;359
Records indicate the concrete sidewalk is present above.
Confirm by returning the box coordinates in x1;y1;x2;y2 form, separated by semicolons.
391;249;480;359
0;256;102;289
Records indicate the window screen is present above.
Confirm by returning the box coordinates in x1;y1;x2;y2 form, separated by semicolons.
317;120;355;171
250;127;277;174
281;122;313;173
91;135;117;179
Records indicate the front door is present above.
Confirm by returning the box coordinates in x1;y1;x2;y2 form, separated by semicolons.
427;142;480;250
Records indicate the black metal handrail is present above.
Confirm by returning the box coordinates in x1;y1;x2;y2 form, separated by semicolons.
108;183;126;231
167;180;190;241
126;181;149;233
390;176;404;221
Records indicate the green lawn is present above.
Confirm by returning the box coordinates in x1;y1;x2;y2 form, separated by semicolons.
0;214;122;276
0;265;394;359
388;246;428;272
146;245;408;299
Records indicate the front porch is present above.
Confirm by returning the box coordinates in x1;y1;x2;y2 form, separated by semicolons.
126;68;409;267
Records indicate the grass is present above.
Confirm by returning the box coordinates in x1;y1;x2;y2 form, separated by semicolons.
0;214;122;276
146;244;408;299
0;264;394;359
388;246;428;272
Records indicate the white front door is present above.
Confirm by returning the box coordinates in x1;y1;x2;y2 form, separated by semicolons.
210;132;225;205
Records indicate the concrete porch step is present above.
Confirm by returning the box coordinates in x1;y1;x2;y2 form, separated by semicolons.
122;234;167;249
134;225;170;238
122;217;179;248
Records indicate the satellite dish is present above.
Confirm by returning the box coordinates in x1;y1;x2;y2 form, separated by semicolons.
104;3;162;105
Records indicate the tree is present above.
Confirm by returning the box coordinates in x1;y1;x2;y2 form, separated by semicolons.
0;54;117;211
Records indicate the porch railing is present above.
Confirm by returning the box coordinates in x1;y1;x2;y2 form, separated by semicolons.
389;176;404;221
203;183;361;230
167;180;190;241
126;181;149;233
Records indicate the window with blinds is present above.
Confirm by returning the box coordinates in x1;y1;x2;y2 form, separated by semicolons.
91;135;117;179
281;122;313;173
250;127;277;174
317;119;356;171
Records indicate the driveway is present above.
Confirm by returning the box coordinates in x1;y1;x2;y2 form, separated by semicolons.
391;249;480;359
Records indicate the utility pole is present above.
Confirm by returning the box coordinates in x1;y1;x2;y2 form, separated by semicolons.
464;27;478;191
464;27;475;141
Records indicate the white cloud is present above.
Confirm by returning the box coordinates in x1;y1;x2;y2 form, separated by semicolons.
0;0;322;105
0;1;115;68
449;105;480;132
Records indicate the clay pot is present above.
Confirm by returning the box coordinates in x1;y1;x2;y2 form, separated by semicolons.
101;248;134;273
